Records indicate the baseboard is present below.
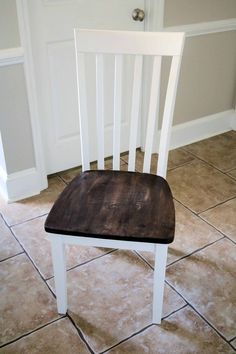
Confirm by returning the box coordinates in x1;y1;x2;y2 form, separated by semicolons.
0;167;41;203
169;109;235;150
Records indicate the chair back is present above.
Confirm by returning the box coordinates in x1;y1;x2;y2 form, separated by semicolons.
74;29;185;178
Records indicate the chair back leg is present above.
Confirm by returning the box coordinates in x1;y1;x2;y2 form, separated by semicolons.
153;244;168;324
50;237;68;314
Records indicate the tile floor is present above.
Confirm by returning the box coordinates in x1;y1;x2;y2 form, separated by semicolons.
0;131;236;353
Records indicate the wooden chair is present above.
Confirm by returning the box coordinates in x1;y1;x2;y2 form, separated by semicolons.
45;29;185;324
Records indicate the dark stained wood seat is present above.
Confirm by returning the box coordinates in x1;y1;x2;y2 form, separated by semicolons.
45;170;175;244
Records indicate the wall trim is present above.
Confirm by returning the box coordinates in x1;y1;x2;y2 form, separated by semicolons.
164;18;236;37
0;167;41;203
0;47;24;67
169;110;235;150
152;110;234;152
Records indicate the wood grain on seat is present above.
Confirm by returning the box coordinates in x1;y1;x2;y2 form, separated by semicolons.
45;170;175;244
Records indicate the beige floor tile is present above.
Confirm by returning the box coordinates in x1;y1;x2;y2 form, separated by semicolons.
12;215;113;279
107;306;234;354
0;177;66;226
59;158;127;184
0;318;90;354
0;254;59;345
227;169;236;180
48;250;185;353
167;238;236;340
138;200;223;267
167;160;236;213
0;215;22;261
200;198;236;243
184;131;236;172
168;149;195;170
121;149;194;173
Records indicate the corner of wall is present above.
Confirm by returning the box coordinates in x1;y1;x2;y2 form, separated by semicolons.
230;109;236;130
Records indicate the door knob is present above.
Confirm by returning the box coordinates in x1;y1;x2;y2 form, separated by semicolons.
132;8;145;22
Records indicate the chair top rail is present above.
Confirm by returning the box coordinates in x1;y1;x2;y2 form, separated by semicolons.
74;29;185;56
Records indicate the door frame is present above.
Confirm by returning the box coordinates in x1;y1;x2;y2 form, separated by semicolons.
16;0;165;193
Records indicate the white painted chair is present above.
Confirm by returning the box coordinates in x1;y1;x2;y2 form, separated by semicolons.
45;29;185;324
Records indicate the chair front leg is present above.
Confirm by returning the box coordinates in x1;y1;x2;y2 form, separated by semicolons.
50;236;68;314
152;244;168;324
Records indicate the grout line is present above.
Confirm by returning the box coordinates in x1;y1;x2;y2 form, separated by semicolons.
8;212;49;228
134;251;154;270
197;195;236;215
66;249;117;272
174;197;225;232
225;166;236;173
100;323;154;354
180;147;235;174
101;304;189;354
67;314;95;354
161;303;188;321
219;235;236;246
180;146;236;182
166;236;225;269
167;159;196;172
56;174;70;185
172;197;194;215
0;251;25;263
165;279;235;347
45;249;117;281
0;316;65;349
10;228;58;299
230;335;236;342
197;215;236;246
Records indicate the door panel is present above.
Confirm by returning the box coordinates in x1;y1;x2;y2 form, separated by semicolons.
28;0;145;173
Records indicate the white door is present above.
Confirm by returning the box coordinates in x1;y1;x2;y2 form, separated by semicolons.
27;1;147;174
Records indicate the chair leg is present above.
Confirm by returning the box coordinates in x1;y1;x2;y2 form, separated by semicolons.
50;237;67;314
152;244;168;324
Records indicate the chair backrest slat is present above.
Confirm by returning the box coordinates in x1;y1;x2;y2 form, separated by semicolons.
113;54;123;170
96;54;105;169
75;52;90;171
157;56;182;178
128;55;143;172
143;56;162;173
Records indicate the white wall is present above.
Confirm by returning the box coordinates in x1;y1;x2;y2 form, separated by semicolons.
0;0;20;49
0;64;35;173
